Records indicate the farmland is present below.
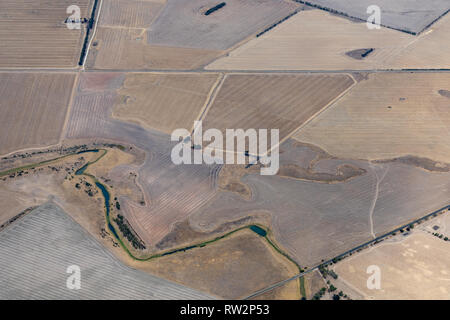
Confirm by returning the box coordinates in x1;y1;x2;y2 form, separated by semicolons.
189;140;450;267
0;203;213;299
0;0;92;68
333;231;450;299
112;73;220;134
146;0;298;50
206;9;415;71
87;23;222;70
294;73;450;164
299;0;450;34
202;73;355;150
142;228;299;299
0;73;76;156
2;0;450;302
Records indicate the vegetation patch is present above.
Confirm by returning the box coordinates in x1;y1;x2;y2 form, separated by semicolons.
204;2;226;16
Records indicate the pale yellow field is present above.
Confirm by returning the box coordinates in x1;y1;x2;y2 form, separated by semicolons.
0;0;91;68
387;13;450;69
87;27;222;70
294;73;450;163
0;73;76;155
206;9;450;71
202;73;355;149
112;73;220;134
334;232;450;300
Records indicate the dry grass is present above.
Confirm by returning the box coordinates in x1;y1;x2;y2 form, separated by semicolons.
99;0;164;28
294;73;450;163
140;228;299;299
0;0;91;68
334;232;450;299
0;73;76;155
206;10;414;71
112;73;219;134
202;73;354;150
87;27;222;70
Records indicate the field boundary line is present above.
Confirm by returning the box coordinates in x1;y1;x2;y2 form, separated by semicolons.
190;73;226;134
82;0;103;69
60;72;81;143
277;73;357;147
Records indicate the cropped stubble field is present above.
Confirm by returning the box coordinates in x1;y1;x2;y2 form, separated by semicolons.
112;73;219;134
0;0;92;68
0;73;76;155
0;203;213;299
202;73;355;150
147;0;298;50
334;231;450;299
207;9;450;71
294;73;450;163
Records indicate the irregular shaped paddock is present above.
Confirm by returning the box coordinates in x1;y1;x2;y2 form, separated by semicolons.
295;73;450;164
144;229;299;299
188;140;450;267
0;203;213;299
0;73;76;156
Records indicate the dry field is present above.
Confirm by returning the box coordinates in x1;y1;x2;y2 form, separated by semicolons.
0;0;91;68
294;73;450;164
112;73;220;134
87;0;224;70
189;140;450;267
202;73;354;151
302;0;450;34
99;0;165;28
0;203;213;299
147;0;298;50
207;9;416;71
87;24;222;70
142;228;299;299
0;73;76;156
334;232;450;300
386;13;450;69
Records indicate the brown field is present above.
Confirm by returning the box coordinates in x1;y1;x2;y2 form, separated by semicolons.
202;73;355;150
206;9;414;71
251;280;300;300
99;0;165;28
0;0;91;68
334;232;450;299
207;9;450;71
87;27;222;70
0;73;76;156
386;13;450;69
138;229;299;299
294;73;450;163
112;73;220;134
